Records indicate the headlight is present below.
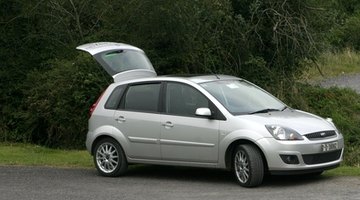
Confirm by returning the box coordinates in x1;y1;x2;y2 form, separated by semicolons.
265;125;303;140
326;118;342;135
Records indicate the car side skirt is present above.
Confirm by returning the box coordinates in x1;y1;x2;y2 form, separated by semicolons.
127;157;220;168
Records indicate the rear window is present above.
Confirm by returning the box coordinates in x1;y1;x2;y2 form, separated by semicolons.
99;50;154;76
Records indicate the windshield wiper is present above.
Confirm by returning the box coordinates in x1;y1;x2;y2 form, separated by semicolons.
249;108;281;114
281;106;288;111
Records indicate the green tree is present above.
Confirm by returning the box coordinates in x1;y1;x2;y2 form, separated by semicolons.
0;0;343;148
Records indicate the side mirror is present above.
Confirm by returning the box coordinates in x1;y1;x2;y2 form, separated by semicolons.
195;108;212;117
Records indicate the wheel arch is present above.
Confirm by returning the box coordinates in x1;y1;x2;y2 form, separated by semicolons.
91;135;126;156
225;139;268;172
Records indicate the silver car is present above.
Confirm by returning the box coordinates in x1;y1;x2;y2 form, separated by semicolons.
77;42;344;187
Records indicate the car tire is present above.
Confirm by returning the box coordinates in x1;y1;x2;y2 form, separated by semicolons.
93;137;128;177
233;144;264;187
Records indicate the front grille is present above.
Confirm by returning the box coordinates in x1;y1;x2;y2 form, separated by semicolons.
302;150;342;165
304;130;336;140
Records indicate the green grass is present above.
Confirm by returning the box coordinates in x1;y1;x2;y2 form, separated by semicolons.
302;50;360;81
324;166;360;176
0;143;92;168
0;143;359;176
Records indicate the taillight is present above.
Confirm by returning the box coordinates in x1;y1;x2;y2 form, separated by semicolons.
89;91;105;117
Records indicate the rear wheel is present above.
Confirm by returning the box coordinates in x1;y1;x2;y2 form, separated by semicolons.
93;138;127;177
233;144;264;187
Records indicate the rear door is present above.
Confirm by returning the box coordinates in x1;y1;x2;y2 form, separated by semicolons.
113;82;162;160
77;42;156;82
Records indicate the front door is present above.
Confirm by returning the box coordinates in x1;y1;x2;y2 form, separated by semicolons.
160;82;219;163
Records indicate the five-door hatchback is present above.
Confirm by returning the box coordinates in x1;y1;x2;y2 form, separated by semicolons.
77;42;344;187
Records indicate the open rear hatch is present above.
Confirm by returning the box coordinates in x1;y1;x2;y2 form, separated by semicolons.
76;42;157;82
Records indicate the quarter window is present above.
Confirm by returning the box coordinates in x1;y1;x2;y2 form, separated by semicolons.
105;85;126;109
123;83;161;112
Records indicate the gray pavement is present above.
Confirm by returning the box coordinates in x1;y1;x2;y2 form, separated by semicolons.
319;73;360;93
0;165;359;200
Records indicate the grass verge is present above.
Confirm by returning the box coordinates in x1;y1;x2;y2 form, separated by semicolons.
0;142;359;176
324;166;360;176
0;143;92;168
301;50;360;81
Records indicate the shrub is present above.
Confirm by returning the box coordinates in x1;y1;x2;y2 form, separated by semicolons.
329;11;360;51
20;54;110;148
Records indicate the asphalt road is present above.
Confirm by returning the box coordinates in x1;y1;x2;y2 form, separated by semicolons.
319;73;360;93
0;165;359;200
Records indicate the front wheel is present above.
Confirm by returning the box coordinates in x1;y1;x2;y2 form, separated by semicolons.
93;138;128;177
233;144;264;187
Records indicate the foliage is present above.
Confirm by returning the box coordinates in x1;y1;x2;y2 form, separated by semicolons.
233;0;318;70
324;0;360;50
1;0;360;150
330;12;360;51
20;55;110;148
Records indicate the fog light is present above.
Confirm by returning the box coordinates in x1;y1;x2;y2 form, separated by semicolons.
280;155;299;164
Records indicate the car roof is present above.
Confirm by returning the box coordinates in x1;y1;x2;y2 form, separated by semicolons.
132;74;240;84
110;74;239;86
107;73;241;86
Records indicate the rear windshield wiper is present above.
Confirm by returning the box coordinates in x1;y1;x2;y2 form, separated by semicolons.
249;108;281;114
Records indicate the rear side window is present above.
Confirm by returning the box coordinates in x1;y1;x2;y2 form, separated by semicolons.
105;85;126;109
123;83;161;112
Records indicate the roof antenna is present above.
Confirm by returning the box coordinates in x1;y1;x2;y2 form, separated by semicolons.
210;69;220;79
209;68;220;79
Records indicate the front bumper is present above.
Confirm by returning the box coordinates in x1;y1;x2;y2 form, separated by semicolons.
257;135;344;174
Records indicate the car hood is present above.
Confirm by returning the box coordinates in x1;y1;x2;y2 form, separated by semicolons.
237;109;334;135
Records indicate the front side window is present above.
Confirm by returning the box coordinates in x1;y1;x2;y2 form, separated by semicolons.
123;83;161;112
165;82;209;117
201;80;285;115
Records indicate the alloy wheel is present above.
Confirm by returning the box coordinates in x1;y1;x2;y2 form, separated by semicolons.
234;150;250;183
96;142;120;173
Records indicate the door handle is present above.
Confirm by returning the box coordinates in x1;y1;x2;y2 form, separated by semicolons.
162;121;174;128
115;116;126;123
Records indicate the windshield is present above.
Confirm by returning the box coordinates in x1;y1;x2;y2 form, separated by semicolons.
96;50;155;76
201;80;285;115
